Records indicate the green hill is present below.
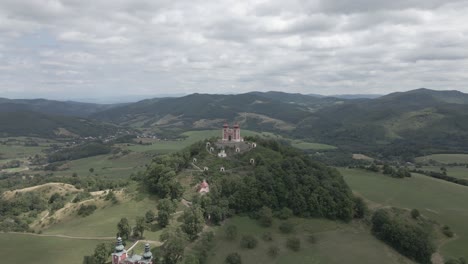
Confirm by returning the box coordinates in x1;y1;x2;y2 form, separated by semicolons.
0;111;120;138
295;89;468;157
91;92;340;131
0;98;121;117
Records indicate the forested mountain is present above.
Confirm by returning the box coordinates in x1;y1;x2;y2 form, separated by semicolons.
92;92;342;130
0;111;119;138
296;89;468;157
0;98;121;117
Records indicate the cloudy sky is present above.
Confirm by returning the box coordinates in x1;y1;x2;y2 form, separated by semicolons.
1;0;468;101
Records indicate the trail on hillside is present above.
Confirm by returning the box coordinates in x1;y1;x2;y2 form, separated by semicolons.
3;232;115;240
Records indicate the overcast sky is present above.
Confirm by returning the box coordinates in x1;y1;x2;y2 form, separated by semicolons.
1;0;468;101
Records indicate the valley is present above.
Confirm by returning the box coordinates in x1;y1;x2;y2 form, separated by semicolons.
1;89;468;264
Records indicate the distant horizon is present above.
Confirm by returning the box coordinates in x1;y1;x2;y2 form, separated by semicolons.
0;87;462;104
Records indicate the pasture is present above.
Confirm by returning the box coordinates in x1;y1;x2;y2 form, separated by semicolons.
0;233;107;264
204;216;413;264
339;168;468;260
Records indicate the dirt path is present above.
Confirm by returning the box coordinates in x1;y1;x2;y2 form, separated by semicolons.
3;232;115;240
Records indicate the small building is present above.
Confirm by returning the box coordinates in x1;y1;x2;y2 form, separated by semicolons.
198;179;210;194
218;149;227;158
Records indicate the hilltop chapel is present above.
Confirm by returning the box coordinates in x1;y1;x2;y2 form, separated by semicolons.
222;122;242;142
112;237;153;264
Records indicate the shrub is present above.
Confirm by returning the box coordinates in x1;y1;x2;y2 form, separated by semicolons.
353;197;368;218
279;221;294;234
225;225;238;241
442;225;454;238
276;207;293;220
411;209;420;219
240;235;258;249
286;237;301;251
262;232;273;242
77;204;97;217
268;246;279;257
225;253;242;264
307;234;317;244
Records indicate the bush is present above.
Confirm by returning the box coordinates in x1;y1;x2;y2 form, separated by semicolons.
307;234;317;244
279;221;294;234
225;225;238;241
240;235;258;249
411;209;420;219
77;204;97;217
268;246;279;257
442;225;454;238
286;237;301;251
225;253;242;264
262;232;273;242
353;197;368;218
276;207;293;220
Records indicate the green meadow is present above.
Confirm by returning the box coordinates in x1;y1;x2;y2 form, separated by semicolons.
205;216;413;264
339;168;468;260
0;233;106;264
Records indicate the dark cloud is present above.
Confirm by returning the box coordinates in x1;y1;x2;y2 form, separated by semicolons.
0;0;468;99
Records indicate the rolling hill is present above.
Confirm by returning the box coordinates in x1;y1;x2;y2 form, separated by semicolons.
91;92;343;131
0;98;121;117
295;88;468;157
0;111;120;138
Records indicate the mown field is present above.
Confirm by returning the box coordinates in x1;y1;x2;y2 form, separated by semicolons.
204;216;413;264
339;168;468;260
0;233;106;264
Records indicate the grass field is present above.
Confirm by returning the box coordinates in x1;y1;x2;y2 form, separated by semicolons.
45;194;163;240
56;152;149;179
0;233;107;264
339;168;468;260
413;165;468;180
416;154;468;164
205;216;413;264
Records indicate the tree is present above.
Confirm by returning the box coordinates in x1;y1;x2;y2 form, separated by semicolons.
181;206;205;241
117;217;131;240
92;243;112;264
225;252;242;264
258;206;273;227
224;225;238;241
145;210;155;223
160;229;186;264
157;199;176;228
134;216;147;238
89;168;95;173
353;197;368;218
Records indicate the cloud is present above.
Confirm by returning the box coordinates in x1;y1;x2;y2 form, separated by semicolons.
0;0;468;100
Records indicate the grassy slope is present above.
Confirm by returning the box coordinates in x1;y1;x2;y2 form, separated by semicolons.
339;168;468;260
413;165;468;180
416;154;468;164
206;217;413;264
44;194;162;240
0;233;105;264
